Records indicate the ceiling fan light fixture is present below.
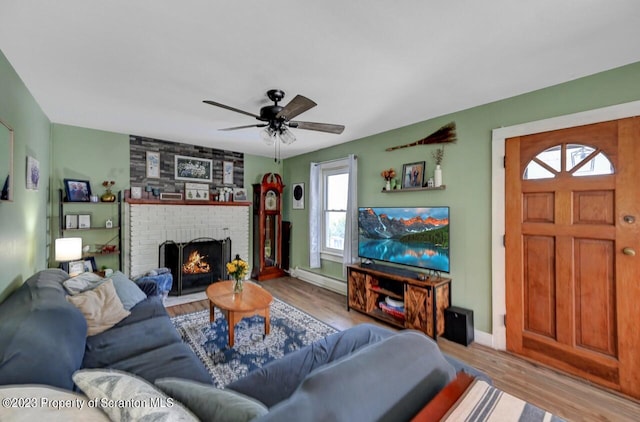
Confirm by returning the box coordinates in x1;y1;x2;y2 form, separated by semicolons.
261;127;276;146
279;127;296;145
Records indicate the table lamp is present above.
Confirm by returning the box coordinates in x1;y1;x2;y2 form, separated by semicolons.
55;237;83;275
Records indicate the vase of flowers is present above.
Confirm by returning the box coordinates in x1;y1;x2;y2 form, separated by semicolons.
101;180;116;202
226;254;249;293
381;168;396;191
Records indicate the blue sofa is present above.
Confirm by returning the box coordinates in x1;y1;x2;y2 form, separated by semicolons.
0;269;211;390
0;269;491;421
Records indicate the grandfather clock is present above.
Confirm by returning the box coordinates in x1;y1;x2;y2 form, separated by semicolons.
252;173;286;281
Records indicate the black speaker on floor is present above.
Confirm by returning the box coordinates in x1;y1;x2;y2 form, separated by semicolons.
444;306;474;346
282;221;291;272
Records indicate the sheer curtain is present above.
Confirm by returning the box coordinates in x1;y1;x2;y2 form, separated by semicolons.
342;154;358;276
309;162;321;268
308;154;358;273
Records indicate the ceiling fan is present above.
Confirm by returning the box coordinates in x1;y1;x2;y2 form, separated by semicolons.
203;89;345;146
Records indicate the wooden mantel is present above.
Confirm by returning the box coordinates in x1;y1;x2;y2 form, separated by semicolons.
124;189;250;206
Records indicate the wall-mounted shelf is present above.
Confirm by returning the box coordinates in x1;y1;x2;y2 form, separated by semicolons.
381;185;446;193
58;189;122;271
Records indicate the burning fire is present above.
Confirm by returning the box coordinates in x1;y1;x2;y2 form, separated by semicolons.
182;250;211;274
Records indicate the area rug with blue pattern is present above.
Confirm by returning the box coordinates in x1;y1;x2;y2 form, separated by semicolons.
170;298;338;387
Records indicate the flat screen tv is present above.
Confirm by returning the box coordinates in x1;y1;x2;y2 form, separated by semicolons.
358;206;450;273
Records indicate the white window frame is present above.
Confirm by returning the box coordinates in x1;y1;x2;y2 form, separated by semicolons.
319;159;349;262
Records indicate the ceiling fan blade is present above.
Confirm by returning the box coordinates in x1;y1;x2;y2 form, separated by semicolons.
290;121;345;134
203;100;260;119
219;124;267;131
276;95;317;120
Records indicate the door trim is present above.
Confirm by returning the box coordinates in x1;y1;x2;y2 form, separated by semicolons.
491;100;640;350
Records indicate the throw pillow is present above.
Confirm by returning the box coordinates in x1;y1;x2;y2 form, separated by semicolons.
109;271;147;310
0;385;110;421
73;369;197;422
66;279;131;336
155;378;268;422
62;271;105;295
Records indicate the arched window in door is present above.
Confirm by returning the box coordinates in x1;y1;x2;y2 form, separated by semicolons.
523;143;614;180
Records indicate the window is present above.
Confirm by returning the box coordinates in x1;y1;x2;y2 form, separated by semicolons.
523;143;614;180
320;160;349;258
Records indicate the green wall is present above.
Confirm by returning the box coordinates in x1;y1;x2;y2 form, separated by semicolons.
49;125;282;273
50;124;131;270
282;61;640;333
0;50;52;302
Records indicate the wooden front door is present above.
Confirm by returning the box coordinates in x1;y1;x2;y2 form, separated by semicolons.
505;118;640;399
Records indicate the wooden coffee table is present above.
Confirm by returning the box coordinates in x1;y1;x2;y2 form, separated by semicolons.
206;280;273;347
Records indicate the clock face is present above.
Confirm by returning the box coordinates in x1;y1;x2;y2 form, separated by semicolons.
265;191;278;210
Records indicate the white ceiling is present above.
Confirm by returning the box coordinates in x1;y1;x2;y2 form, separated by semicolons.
1;1;640;159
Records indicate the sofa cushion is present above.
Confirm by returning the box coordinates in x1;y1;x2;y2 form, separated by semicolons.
66;279;131;336
227;322;395;407
0;384;110;421
83;315;182;368
155;378;268;422
258;330;456;422
62;272;105;295
0;269;87;390
113;295;168;328
104;342;214;385
109;271;147;311
73;369;197;421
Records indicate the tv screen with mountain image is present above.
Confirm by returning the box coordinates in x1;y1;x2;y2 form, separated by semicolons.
358;207;450;273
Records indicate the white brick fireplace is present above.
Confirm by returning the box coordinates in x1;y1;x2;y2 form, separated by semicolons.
125;203;249;277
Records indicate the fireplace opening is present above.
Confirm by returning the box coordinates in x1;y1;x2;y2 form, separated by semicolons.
160;237;231;296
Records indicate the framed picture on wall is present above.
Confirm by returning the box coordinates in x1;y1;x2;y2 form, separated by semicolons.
223;161;234;185
146;151;160;178
175;155;213;182
63;179;92;202
401;161;425;189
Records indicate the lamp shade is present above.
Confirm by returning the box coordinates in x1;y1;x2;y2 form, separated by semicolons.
55;237;82;261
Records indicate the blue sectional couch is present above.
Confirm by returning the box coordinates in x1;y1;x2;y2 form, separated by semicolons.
0;269;211;390
0;269;492;421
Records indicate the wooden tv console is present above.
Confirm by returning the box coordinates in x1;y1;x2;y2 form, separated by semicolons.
347;264;451;340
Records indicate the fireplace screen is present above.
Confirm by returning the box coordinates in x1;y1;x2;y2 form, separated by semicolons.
160;237;231;296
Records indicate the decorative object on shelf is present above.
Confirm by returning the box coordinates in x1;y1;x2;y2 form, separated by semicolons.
432;145;445;187
427;178;435;188
101;180;116;202
175;155;213;183
218;186;233;202
146;151;160;178
131;186;142;199
90;195;99;203
401;161;425;189
65;214;79;229
160;192;183;201
152;188;160;197
105;219;113;229
226;254;249;293
78;214;91;229
434;165;443;187
385;121;457;151
233;188;247;201
26;156;40;191
185;182;209;200
381;168;396;191
64;178;92;202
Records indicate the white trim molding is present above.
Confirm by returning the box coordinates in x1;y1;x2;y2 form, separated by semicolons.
491;100;640;350
291;267;347;295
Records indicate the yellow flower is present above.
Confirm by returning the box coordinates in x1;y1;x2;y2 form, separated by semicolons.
226;256;249;280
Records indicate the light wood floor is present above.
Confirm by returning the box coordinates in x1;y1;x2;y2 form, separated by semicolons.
167;277;640;422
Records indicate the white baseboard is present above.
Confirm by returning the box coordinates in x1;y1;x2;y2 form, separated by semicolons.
290;267;347;296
